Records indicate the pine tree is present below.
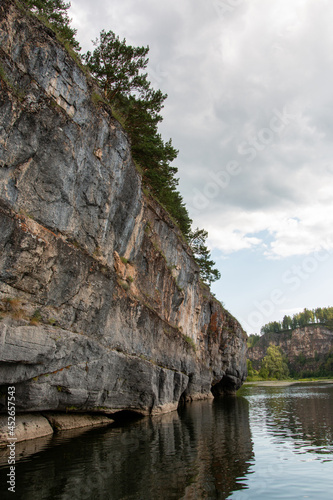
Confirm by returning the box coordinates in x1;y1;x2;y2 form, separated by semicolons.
85;30;194;238
84;30;149;101
188;228;221;284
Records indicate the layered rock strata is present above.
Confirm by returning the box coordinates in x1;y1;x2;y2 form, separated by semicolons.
248;326;333;373
0;0;247;417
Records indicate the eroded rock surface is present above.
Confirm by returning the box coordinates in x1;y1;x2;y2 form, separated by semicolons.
0;0;247;416
0;413;53;446
248;326;333;373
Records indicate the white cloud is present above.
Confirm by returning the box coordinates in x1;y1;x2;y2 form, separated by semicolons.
203;198;333;258
68;0;333;332
70;0;333;261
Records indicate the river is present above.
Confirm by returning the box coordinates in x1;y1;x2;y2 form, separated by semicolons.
1;383;332;499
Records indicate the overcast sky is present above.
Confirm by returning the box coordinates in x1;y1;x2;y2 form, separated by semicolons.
70;0;333;333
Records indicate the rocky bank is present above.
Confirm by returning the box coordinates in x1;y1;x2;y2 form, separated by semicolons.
0;0;247;427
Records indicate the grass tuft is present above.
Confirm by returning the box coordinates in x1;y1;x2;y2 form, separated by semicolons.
183;335;196;350
30;309;42;325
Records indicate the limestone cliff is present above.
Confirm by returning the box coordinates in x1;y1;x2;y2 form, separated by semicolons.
0;0;247;416
248;326;333;375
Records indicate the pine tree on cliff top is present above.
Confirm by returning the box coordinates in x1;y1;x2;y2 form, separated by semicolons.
84;30;194;238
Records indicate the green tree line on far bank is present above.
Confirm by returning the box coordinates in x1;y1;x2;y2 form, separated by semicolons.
16;0;221;285
247;346;333;381
247;345;290;380
260;306;333;335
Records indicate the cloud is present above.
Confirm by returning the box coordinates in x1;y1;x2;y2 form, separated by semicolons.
70;0;333;260
202;197;333;258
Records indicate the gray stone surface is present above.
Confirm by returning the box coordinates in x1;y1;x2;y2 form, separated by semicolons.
0;0;247;417
44;413;113;431
0;413;53;446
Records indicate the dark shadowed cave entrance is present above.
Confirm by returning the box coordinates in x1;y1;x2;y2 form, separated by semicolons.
110;410;145;422
211;375;238;397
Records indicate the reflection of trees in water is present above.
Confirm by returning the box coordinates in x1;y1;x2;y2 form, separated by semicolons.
0;398;253;500
262;385;333;456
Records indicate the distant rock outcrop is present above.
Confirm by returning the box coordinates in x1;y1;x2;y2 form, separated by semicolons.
0;0;247;417
248;325;333;375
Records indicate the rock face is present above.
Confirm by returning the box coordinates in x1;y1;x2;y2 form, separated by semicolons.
0;0;247;416
0;413;53;446
0;411;112;446
248;326;333;374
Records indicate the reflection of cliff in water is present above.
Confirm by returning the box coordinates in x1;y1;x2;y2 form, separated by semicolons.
260;384;333;458
179;397;254;499
0;398;253;500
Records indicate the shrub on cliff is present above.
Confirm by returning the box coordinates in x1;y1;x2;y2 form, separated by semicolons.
247;333;260;348
19;0;80;51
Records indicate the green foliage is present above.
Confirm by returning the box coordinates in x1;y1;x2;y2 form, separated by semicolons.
91;91;108;106
19;0;80;51
0;62;26;100
282;314;292;330
183;335;196;350
118;280;130;291
261;306;333;335
30;309;42;324
259;344;289;380
144;221;152;234
187;228;221;284
297;352;307;367
84;30;150;101
247;334;260;348
0;64;9;86
84;29;193;238
247;359;254;377
245;359;261;381
323;349;333;374
289;349;333;379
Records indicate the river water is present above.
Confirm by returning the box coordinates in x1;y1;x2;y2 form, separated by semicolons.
1;383;333;499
